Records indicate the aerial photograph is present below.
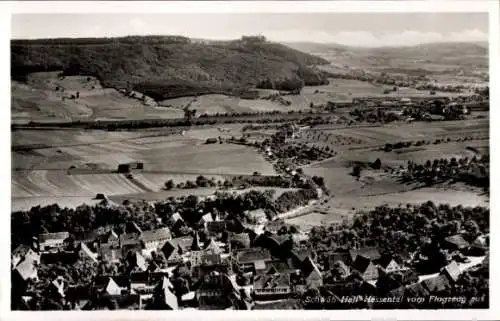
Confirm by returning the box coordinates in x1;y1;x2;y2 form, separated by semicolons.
10;11;489;310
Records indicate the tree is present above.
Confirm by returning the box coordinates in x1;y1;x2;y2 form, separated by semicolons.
164;179;175;190
352;165;362;178
372;158;382;170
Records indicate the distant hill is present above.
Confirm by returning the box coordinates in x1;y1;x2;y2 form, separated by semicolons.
284;41;488;75
11;35;329;99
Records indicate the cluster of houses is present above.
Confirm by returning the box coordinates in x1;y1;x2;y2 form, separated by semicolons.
11;200;488;310
10;206;324;310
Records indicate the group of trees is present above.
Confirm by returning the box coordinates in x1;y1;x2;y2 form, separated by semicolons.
273;187;319;213
163;176;218;190
308;201;488;277
11;181;323;250
401;155;489;189
382;135;484;152
256;77;305;93
349;108;401;124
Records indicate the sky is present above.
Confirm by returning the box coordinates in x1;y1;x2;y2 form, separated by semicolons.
11;13;488;47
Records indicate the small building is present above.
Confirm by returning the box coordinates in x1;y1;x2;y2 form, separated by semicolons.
421;275;451;294
301;256;323;288
127;252;148;273
140;227;172;250
351;256;379;281
161;236;193;266
376;255;404;274
204;238;223;255
98;230;120;248
253;273;292;299
199;213;213;228
93;277;123;297
245;209;268;225
38;232;70;252
147;276;178;310
441;260;461;283
196;272;239;310
405;282;430;298
12;245;40;269
117;164;131;173
443;234;470;252
229;233;251;250
169;212;184;226
207;221;227;236
75;242;98;263
349;247;381;263
49;276;67;300
328;251;351;270
120;233;143;256
13;257;38;283
236;248;272;273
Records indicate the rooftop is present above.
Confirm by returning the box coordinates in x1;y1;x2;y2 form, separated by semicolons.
444;234;470;249
38;232;70;242
349;247;381;262
236;248;271;264
141;227;172;243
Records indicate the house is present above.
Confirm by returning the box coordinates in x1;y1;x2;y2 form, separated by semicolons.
126;222;143;235
443;234;470;252
468;235;488;256
245;208;268;224
38;232;70;251
348;247;381;263
117;163;131;173
236;248;272;273
441;260;461;283
160;236;193;265
49;276;66;299
169;212;184;226
328;251;351;270
127;252;148;273
253;273;292;299
191;250;223;267
98;230;120;248
199;213;213;228
147;276;178;310
290;247;315;268
204;238;223;255
263;260;297;275
351;256;379;281
229;233;251;250
66;285;91;310
120;233;143;256
421;275;451;294
140;227;172;250
13;257;38;283
75;242;98;263
301;256;323;288
97;246;123;263
376;254;404;274
196;271;239;310
405;282;430;298
12;245;40;269
93;277;123;297
207;221;227;236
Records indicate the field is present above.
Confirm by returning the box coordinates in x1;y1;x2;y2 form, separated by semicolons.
298;117;489;224
158;77;464;115
302;78;468;101
12;73;184;123
11;125;277;211
286;187;488;230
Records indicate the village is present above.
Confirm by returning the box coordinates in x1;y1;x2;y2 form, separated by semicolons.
11;185;489;310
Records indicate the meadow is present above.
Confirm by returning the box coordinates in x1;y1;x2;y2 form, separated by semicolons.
11;125;276;211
